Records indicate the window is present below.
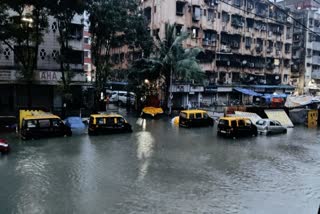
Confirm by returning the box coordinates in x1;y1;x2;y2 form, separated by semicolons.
97;118;105;125
191;28;198;39
84;63;91;71
203;113;209;119
192;6;201;21
238;120;245;127
39;120;50;128
84;37;90;44
207;9;214;21
195;113;202;119
256;120;266;126
180;112;187;118
84;50;91;58
219;120;228;126
270;121;276;126
176;25;182;36
117;117;125;124
189;114;195;119
176;2;185;16
106;118;115;125
231;120;237;127
26;120;37;128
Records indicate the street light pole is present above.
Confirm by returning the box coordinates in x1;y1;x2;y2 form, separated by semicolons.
168;66;173;115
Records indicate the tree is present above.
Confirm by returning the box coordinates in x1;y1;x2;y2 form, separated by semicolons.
88;0;153;110
47;0;86;113
0;0;48;107
129;23;204;113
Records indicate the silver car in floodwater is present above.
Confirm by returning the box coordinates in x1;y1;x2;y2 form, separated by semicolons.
256;119;287;135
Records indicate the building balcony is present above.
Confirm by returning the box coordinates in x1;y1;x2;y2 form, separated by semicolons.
312;42;320;51
312;56;320;65
311;69;320;79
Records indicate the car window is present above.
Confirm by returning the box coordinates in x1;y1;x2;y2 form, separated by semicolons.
180;112;187;119
231;120;237;127
39;120;50;128
245;119;252;126
52;119;62;127
270;121;276;126
195;113;202;119
189;114;195;119
89;117;94;124
219;119;228;126
26;120;37;128
106;117;115;125
238;120;245;127
256;120;266;126
97;118;105;125
117;117;125;124
275;121;281;126
203;113;209;119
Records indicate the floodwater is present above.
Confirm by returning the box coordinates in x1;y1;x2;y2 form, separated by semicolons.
1;114;320;214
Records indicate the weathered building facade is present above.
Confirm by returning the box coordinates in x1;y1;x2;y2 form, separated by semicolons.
140;0;294;107
0;15;86;114
280;0;320;95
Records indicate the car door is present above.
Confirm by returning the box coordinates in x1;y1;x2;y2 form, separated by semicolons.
237;119;247;135
274;121;283;133
269;121;277;133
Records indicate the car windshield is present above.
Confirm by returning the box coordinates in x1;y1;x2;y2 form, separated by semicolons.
256;120;266;126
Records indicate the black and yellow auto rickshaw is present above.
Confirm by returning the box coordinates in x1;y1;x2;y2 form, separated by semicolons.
88;113;132;135
19;110;72;140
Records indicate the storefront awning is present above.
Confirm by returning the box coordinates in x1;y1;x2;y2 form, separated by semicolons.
234;87;262;96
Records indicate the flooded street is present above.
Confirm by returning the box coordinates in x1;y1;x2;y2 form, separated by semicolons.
1;115;320;214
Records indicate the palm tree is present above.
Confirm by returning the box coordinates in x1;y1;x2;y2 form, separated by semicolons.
129;23;204;113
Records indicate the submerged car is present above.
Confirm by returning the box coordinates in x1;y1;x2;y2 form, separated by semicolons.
65;117;86;134
217;117;257;137
88;113;132;135
0;139;10;154
141;107;164;118
175;110;214;128
256;119;287;135
19;110;72;140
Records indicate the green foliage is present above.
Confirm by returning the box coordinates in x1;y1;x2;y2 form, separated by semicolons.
47;0;86;92
0;0;49;81
88;0;153;101
130;23;204;87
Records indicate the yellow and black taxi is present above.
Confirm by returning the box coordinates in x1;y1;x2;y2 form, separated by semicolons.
19;110;72;140
88;113;132;135
217;117;258;137
174;110;214;128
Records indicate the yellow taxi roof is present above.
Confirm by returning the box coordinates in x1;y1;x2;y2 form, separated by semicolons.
181;109;208;114
219;116;250;120
90;114;123;118
23;115;61;120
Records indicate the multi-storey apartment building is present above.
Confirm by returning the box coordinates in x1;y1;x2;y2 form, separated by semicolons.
0;15;86;114
280;0;320;95
140;0;294;107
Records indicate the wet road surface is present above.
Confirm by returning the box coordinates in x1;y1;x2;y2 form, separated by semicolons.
0;114;320;214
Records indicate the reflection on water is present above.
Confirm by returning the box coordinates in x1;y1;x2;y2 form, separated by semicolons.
135;126;155;181
0;117;320;214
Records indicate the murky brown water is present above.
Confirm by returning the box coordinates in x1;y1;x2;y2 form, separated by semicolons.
1;114;320;214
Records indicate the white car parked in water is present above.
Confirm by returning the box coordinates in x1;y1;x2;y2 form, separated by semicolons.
256;119;287;135
109;91;135;106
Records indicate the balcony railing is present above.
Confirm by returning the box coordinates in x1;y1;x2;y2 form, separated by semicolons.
311;69;320;79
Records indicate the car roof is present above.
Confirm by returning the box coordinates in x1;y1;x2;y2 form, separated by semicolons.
23;115;61;120
219;117;250;120
90;113;124;118
180;110;208;114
